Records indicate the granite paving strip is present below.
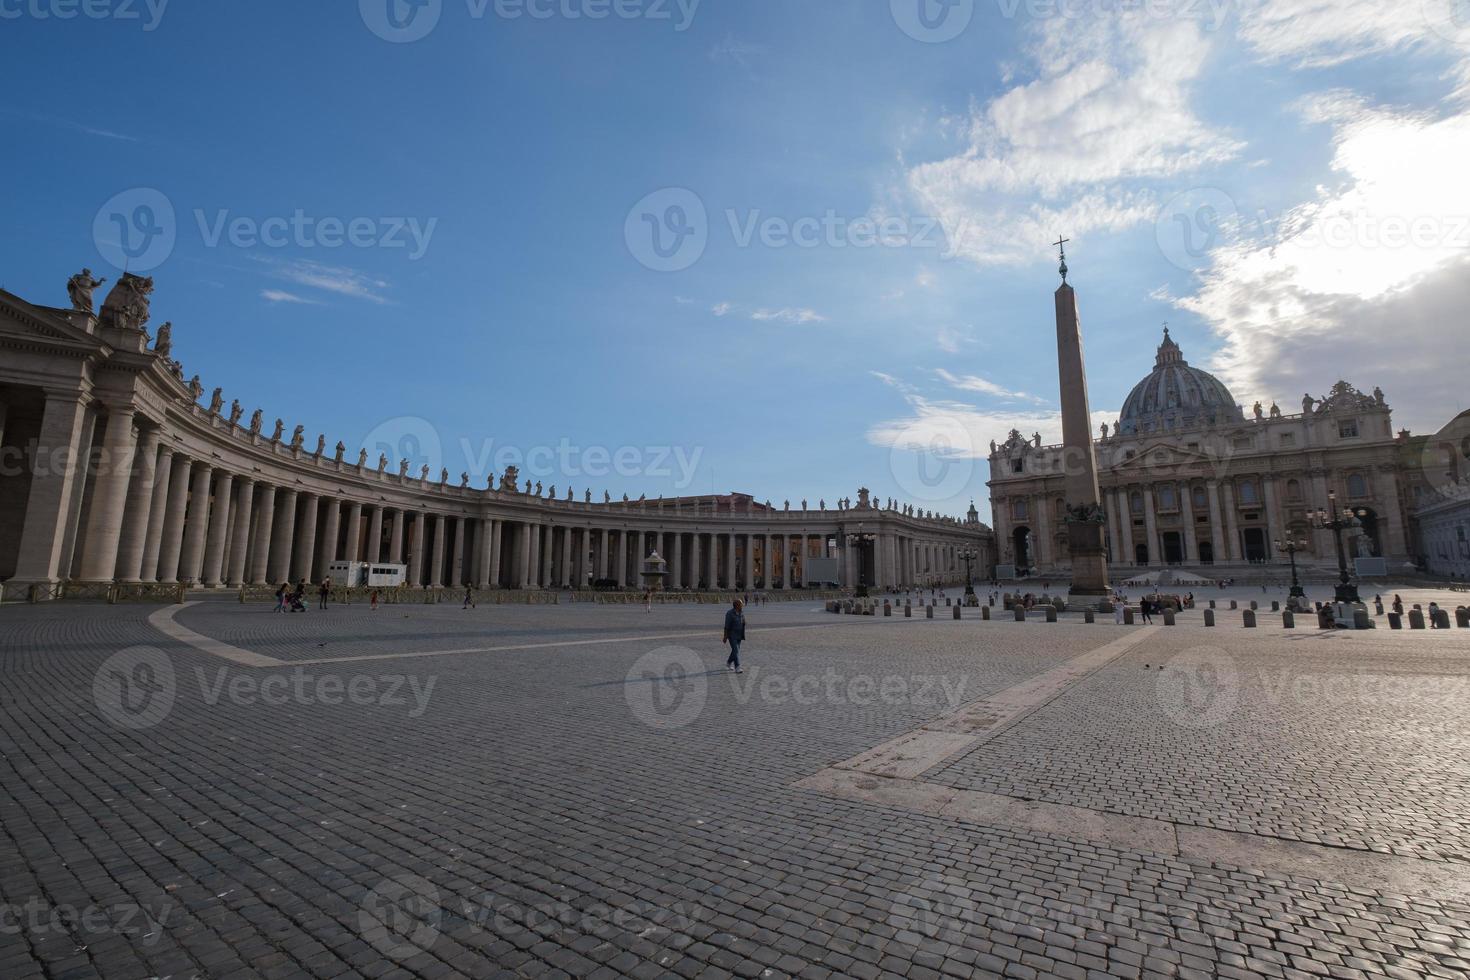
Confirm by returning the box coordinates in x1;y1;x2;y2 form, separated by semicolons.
146;603;285;667
827;626;1160;778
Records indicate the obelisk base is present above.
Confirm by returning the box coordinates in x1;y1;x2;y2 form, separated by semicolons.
1067;521;1111;599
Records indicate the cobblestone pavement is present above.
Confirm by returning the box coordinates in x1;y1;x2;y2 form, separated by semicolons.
1;599;1468;979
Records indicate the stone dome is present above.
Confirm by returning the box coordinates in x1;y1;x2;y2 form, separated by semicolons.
1118;329;1242;435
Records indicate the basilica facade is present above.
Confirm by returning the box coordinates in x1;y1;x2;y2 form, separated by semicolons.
989;329;1419;576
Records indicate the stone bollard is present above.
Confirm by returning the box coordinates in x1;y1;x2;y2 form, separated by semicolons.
1355;609;1373;630
1318;608;1334;629
926;604;934;619
1432;608;1451;629
1457;607;1470;628
1409;609;1426;629
1084;608;1095;624
1283;610;1295;629
1250;600;1258;611
1230;600;1238;610
1243;610;1256;628
1388;612;1402;629
1209;599;1216;609
1045;607;1057;623
884;601;892;617
989;596;995;607
1163;609;1175;626
904;604;912;618
1124;608;1135;625
1014;607;1026;622
1204;609;1215;627
953;604;961;620
982;605;991;621
1271;601;1280;612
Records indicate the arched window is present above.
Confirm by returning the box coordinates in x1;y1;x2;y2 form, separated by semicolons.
1192;485;1208;509
1012;499;1028;520
1238;480;1258;504
1347;473;1368;498
1130;492;1144;514
1286;479;1302;501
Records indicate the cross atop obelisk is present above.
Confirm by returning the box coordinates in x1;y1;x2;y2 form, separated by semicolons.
1050;237;1110;600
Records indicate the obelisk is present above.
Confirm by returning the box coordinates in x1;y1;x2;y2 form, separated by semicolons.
1052;239;1110;599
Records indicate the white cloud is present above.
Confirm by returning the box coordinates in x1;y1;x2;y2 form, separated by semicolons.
867;390;1116;458
270;259;391;304
935;368;1044;403
1172;100;1470;434
751;307;827;325
711;301;734;316
1235;0;1463;70
908;13;1242;265
261;289;322;305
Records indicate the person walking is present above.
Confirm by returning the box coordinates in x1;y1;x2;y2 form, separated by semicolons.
319;577;332;610
1393;594;1404;616
370;589;380;612
463;584;476;610
1114;602;1125;626
1140;597;1154;624
723;598;746;674
274;583;286;613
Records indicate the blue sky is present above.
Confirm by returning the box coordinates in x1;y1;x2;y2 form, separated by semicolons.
5;0;1469;523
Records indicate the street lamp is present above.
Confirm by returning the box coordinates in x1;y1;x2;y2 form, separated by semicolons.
1274;534;1309;608
1309;489;1369;605
959;549;977;598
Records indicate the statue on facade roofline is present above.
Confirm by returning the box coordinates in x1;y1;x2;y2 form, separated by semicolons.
461;472;470;487
188;376;203;402
502;465;519;492
315;434;325;456
379;454;389;473
585;489;591;503
1373;386;1386;407
335;441;346;462
440;468;449;484
290;425;305;450
99;273;153;331
229;400;243;426
1270;402;1282;419
67;268;106;313
421;465;430;480
270;419;284;442
400;459;410;477
358;448;368;467
249;410;263;435
208;388;223;416
153;321;172;357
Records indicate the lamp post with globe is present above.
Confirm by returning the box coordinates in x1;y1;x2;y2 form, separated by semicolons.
1274;533;1309;609
1310;490;1369;605
959;548;978;599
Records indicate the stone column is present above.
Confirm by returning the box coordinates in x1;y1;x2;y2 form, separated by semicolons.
560;526;573;587
267;488;297;584
489;520;503;587
344;502;363;563
1142;488;1159;566
139;448;176;582
670;532;683;589
114;427;162;583
1261;477;1279;547
541;524;555;587
77;408;140;583
743;534;755;590
1180;484;1198;564
1222;483;1240;562
250;485;277;585
1373;468;1408;557
1309;472;1333;558
318;498;341;580
388;509;405;564
367;507;385;563
176;463;217;585
202;472;236;587
156;457;194;584
407;514;424;586
227;478;256;587
12;393;92;584
687;533;700;590
1206;482;1226;564
452;517;464;587
725;534;737;589
430;514;447;588
292;493;319;583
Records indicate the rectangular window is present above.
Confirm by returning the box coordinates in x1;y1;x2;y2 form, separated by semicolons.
1279;433;1295;447
1339;419;1360;438
1233;437;1252;450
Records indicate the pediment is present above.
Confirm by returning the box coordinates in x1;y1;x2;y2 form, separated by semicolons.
1104;440;1221;475
0;289;108;351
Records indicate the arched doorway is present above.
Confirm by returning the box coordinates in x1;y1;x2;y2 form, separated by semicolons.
1012;526;1032;570
1134;543;1149;566
1242;528;1269;563
1354;508;1381;557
